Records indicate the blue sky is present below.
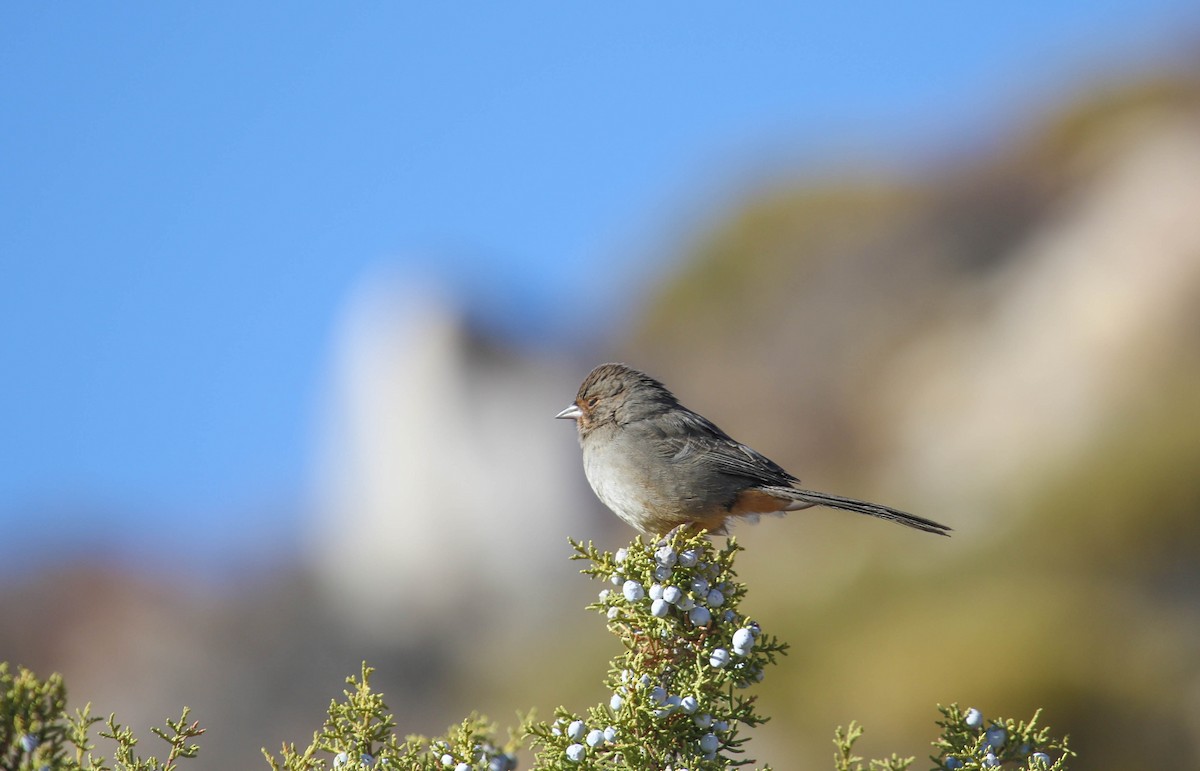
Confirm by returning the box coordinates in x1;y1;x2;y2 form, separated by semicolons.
2;3;1196;571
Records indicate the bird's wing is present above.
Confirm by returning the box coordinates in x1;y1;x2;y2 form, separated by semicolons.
646;407;798;487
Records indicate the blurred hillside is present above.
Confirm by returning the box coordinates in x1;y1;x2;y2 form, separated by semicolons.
3;68;1200;769
624;73;1200;768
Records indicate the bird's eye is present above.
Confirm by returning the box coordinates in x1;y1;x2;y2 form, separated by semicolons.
587;396;599;408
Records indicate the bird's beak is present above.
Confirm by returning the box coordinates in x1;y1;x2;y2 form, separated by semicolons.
555;403;583;420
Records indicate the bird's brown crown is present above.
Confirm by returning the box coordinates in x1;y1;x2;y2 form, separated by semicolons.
572;363;678;432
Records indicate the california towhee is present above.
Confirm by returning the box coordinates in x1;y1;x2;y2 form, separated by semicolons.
556;363;950;537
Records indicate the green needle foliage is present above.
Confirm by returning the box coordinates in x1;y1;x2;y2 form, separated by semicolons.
525;529;786;770
926;705;1073;771
833;722;914;771
0;662;204;771
262;664;518;771
2;531;1074;770
831;704;1074;771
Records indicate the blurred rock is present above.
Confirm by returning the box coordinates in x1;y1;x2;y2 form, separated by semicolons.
308;268;595;642
883;108;1200;522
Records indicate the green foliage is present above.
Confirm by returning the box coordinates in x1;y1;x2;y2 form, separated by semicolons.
3;532;1076;770
524;529;787;770
927;705;1073;771
834;704;1073;771
262;663;517;771
0;662;204;771
833;722;913;771
0;662;68;771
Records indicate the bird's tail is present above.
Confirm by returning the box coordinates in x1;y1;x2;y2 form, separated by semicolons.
763;486;951;536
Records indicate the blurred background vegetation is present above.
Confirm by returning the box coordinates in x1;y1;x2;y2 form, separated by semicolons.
3;6;1200;770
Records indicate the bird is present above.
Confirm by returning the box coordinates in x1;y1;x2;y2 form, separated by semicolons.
556;363;950;538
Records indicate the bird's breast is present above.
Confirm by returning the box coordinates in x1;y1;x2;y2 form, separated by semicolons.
581;429;738;533
582;435;655;526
